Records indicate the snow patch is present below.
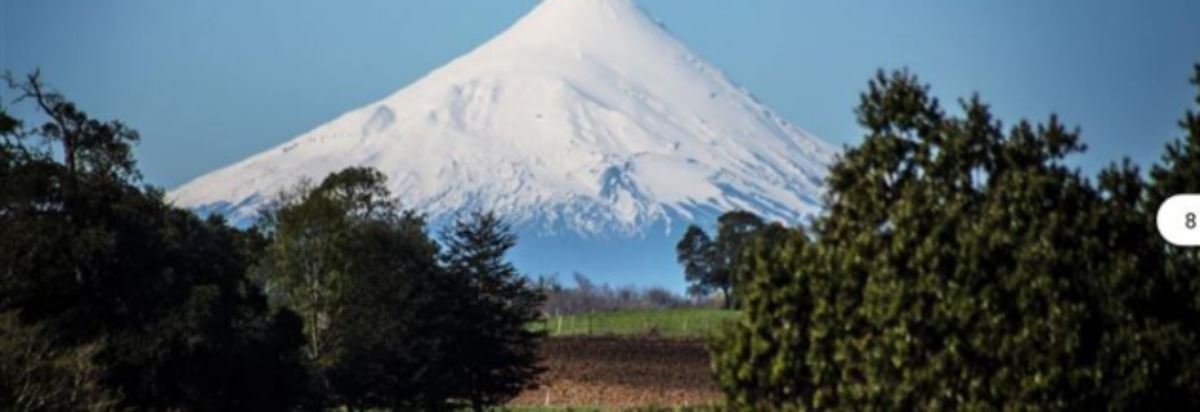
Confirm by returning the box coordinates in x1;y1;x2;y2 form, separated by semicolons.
169;0;838;237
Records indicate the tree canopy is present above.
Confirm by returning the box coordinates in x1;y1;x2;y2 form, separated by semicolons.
676;210;766;308
440;211;546;412
1;71;310;411
254;172;547;410
713;67;1200;410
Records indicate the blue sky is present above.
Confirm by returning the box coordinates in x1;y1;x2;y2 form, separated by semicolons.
3;1;1198;189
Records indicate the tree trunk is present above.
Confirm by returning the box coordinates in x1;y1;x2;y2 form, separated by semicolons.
64;134;75;176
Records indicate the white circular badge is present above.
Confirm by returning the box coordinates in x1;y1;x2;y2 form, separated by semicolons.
1157;194;1200;247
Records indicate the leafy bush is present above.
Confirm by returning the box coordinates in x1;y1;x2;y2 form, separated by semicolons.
712;67;1200;410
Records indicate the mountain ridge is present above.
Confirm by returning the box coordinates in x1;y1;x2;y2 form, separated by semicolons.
170;0;837;239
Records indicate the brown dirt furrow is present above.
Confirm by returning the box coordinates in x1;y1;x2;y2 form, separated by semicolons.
510;336;721;407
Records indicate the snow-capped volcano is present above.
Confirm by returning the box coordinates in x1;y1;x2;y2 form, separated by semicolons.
170;0;837;238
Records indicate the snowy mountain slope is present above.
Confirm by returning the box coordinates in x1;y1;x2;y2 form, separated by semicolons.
170;0;838;237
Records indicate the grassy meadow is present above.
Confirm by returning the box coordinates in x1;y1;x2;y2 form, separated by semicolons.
533;308;737;338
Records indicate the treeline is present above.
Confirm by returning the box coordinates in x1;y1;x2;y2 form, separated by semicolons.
710;66;1200;410
0;72;543;411
538;272;718;315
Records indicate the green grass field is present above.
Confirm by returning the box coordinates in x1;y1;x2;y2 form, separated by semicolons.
533;308;737;338
497;408;627;411
500;406;716;412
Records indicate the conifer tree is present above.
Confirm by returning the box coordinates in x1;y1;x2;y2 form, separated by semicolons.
1139;63;1200;404
441;211;545;412
712;67;1200;410
710;223;811;407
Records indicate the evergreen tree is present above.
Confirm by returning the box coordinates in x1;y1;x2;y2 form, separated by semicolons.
441;212;546;412
1147;64;1200;279
1137;63;1200;404
712;68;1200;410
710;223;811;407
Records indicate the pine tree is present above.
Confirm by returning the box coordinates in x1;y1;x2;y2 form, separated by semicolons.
441;212;546;412
1137;63;1200;405
710;223;811;407
712;67;1200;410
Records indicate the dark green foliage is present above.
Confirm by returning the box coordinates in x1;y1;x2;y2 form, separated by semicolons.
677;226;718;298
441;211;547;411
676;211;766;308
1147;65;1200;283
0;72;310;411
325;212;461;409
255;168;549;410
255;167;449;409
254;176;358;368
1149;64;1200;204
1137;63;1200;403
710;224;811;407
0;312;122;412
324;211;457;409
713;68;1200;410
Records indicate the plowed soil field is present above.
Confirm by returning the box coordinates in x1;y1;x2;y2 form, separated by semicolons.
509;336;720;408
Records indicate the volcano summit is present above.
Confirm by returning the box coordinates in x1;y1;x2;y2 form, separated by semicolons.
170;0;837;287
